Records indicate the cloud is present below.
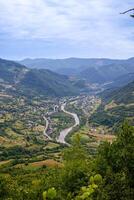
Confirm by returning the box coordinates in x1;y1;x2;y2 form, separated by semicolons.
0;0;134;58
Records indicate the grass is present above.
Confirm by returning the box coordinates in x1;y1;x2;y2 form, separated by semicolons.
0;160;12;166
15;159;62;170
88;131;116;143
44;142;60;149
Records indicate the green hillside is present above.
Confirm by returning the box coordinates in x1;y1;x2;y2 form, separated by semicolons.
103;81;134;104
0;58;78;97
0;123;134;200
17;69;78;97
89;81;134;130
0;58;26;84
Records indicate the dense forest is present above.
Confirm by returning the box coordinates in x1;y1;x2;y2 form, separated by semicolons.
0;122;133;200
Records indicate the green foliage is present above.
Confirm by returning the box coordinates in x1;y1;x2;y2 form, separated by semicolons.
0;122;133;200
75;174;103;200
43;188;57;200
95;122;134;200
0;175;9;199
61;137;90;195
92;174;102;184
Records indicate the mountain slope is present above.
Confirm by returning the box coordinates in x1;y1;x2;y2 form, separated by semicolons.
89;81;134;130
19;57;134;85
0;58;27;84
105;73;134;89
0;58;78;97
80;58;134;84
79;67;107;83
17;69;78;97
103;81;134;104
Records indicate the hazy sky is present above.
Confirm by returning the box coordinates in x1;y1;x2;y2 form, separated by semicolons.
0;0;134;59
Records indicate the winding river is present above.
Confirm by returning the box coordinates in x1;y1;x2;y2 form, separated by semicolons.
56;103;80;144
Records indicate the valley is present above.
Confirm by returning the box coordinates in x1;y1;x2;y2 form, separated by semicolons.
1;57;133;162
0;0;134;197
1;87;117;174
0;57;134;200
0;1;134;198
0;57;133;163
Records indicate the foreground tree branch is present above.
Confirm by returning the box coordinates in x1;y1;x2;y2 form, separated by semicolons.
120;8;134;18
120;8;134;14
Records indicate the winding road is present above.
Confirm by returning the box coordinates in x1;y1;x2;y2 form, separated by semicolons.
43;116;52;140
56;103;80;144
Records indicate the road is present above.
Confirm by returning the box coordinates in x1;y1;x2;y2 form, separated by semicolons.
43;116;52;140
56;103;80;144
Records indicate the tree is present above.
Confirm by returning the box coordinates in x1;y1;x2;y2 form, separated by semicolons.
43;188;57;200
95;122;134;200
0;176;9;199
75;174;103;200
60;134;91;197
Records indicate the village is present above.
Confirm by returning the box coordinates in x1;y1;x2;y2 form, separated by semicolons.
0;90;107;149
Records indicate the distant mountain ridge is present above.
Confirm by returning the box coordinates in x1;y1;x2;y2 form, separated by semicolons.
19;57;124;72
0;58;79;97
19;57;134;86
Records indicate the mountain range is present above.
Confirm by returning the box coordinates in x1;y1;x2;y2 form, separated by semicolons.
1;57;134;99
19;57;134;88
0;58;79;97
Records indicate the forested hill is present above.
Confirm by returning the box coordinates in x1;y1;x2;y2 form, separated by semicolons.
19;57;134;86
0;58;78;97
89;81;134;129
102;81;134;104
0;58;27;83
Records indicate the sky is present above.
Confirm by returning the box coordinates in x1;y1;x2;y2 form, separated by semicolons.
0;0;134;60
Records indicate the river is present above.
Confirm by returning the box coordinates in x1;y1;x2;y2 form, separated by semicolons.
56;103;80;144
